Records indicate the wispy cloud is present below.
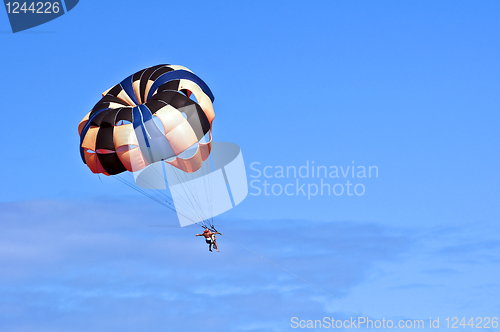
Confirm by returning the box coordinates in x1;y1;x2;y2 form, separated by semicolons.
0;199;498;331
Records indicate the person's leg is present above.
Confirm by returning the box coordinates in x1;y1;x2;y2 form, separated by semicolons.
214;241;219;252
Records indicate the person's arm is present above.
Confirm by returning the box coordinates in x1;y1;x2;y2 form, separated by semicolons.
195;233;202;236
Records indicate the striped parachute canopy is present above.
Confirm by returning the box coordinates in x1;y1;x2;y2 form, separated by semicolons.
78;64;215;175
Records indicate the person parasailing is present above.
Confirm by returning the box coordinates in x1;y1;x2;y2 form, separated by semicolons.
196;228;221;252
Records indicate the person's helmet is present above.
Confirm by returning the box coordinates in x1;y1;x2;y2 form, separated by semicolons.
204;229;210;233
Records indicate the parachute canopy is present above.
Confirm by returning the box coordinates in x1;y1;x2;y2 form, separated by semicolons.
77;65;247;229
78;64;215;176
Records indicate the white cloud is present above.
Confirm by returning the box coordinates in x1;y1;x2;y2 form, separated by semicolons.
0;199;498;331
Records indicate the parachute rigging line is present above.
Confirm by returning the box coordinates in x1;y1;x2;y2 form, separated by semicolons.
112;174;208;229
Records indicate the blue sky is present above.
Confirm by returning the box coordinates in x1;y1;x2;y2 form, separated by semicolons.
0;1;499;331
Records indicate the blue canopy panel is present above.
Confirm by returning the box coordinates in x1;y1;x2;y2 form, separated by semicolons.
133;105;175;166
147;70;215;103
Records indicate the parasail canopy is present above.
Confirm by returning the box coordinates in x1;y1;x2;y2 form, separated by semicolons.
78;64;215;176
78;64;247;229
